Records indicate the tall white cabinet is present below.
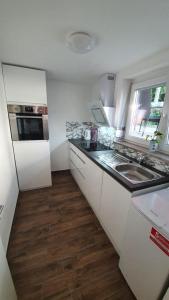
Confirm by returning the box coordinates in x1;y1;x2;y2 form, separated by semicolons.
3;64;51;191
3;65;47;105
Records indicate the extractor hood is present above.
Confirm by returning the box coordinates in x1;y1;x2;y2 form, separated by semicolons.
90;73;116;127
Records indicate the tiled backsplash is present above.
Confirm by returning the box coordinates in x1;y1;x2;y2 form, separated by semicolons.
98;126;115;147
114;142;169;175
66;121;115;145
66;121;94;139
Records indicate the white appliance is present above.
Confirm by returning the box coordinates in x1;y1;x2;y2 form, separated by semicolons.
119;188;169;300
7;104;49;141
90;73;116;127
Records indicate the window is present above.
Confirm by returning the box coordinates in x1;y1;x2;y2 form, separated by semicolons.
125;77;169;151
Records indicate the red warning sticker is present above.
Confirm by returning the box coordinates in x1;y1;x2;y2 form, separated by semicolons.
150;227;169;256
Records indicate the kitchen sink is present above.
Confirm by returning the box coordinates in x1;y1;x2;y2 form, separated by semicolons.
115;163;161;183
95;151;162;184
96;152;129;168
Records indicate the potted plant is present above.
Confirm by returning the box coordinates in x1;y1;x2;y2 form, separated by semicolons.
145;130;164;152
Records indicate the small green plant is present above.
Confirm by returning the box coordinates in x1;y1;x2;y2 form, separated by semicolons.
145;130;164;144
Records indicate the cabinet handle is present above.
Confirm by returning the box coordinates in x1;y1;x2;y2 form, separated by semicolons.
70;159;85;179
70;148;86;164
77;167;85;179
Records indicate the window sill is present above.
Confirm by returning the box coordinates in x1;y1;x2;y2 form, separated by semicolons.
114;139;169;162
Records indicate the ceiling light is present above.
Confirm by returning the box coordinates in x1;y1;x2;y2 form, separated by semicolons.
66;32;96;54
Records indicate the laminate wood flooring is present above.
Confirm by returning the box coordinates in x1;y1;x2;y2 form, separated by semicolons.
7;170;135;300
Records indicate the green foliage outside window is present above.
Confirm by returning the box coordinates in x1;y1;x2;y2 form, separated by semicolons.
150;85;166;102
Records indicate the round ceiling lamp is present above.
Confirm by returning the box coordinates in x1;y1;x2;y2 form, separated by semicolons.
66;32;96;54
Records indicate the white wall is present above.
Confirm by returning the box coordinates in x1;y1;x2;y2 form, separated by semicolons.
0;238;17;300
47;79;92;171
0;64;19;250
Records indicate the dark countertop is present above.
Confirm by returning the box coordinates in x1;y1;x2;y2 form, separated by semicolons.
69;139;169;194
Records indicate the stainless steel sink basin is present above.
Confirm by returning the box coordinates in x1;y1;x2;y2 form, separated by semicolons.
95;151;162;184
115;163;161;183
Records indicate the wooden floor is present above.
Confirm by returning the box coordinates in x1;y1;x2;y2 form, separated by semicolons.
7;171;135;300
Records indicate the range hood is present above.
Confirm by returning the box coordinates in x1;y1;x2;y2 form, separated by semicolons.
90;73;116;127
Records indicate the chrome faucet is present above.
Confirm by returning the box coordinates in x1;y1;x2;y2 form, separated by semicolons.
137;153;145;164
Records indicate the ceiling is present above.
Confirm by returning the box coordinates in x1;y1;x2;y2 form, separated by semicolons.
0;0;169;83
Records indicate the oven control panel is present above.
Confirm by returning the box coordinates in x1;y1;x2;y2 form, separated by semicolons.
7;104;48;115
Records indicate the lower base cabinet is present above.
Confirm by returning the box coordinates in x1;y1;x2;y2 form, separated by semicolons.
100;172;131;254
69;142;132;255
70;145;86;196
83;156;103;216
69;143;103;217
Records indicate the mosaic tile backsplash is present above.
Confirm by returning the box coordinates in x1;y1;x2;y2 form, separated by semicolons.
66;122;94;139
66;121;115;145
98;127;115;147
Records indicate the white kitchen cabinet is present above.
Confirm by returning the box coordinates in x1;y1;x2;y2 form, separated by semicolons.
70;159;86;196
100;172;131;254
83;155;103;216
3;65;47;105
69;143;103;216
0;238;17;300
69;143;132;254
13;141;52;191
69;144;88;197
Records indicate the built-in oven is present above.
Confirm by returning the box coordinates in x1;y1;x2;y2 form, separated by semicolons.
7;105;49;141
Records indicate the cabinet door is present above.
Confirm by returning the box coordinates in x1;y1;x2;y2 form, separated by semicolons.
100;172;131;254
83;156;103;217
3;65;47;104
13;141;51;191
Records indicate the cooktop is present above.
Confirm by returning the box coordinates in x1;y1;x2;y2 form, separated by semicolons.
79;141;112;152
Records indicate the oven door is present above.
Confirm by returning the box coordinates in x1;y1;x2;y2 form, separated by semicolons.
9;114;49;141
17;115;44;140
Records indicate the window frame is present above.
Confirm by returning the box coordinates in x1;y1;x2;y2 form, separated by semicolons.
125;76;169;152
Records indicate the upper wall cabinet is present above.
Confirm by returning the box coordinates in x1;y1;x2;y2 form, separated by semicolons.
2;65;47;105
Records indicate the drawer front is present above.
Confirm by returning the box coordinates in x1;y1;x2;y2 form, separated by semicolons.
70;159;87;196
70;145;86;163
69;143;103;217
69;145;86;176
